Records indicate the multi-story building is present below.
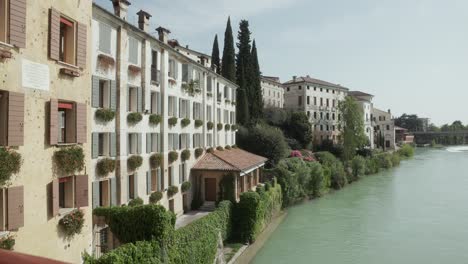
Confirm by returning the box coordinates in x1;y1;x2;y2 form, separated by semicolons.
0;0;92;262
169;40;212;69
261;76;284;108
373;108;396;150
91;0;238;255
349;91;374;148
283;75;348;144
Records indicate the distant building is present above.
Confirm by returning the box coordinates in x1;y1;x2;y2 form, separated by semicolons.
373;108;396;150
283;75;348;144
169;39;212;69
261;76;284;108
349;91;374;149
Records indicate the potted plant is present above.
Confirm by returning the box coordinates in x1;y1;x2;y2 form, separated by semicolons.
217;123;223;131
53;147;84;176
194;119;203;128
149;114;162;125
168;117;178;126
127;155;143;171
181;118;191;128
168;151;179;163
58;209;84;237
167;186;179;197
127;112;143;124
95;108;115;122
181;149;191;161
96;158;115;177
149;153;163;169
207;121;214;130
0;148;21;186
195;148;204;158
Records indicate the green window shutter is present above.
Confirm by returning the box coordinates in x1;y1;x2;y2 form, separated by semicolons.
110;133;117;157
92;181;100;209
92;133;99;159
110;177;117;206
92;76;100;108
110;80;117;110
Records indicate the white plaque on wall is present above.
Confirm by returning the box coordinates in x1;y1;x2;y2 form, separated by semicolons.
22;59;50;91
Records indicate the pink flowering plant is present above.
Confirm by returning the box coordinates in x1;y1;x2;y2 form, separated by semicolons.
290;150;302;158
58;209;85;237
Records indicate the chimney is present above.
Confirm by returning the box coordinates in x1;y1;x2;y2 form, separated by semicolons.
388;109;391;114
156;27;171;44
199;56;206;66
293;75;297;82
111;0;131;21
137;10;151;32
186;45;189;49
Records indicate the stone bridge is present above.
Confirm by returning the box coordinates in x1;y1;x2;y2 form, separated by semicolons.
413;130;468;145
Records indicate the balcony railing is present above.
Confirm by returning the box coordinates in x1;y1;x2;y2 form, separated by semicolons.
151;66;160;84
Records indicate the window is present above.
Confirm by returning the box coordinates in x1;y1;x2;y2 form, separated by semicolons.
179;163;186;183
59;16;76;64
287;87;290;92
168;96;177;117
217;83;221;102
128;174;135;200
224;86;229;99
206;133;213;147
298;86;302;90
128;36;139;65
326;99;329;107
98;227;109;254
168;166;174;186
181;64;189;83
224;110;229;123
332;113;335;120
57;102;75;144
307;96;310;105
127;133;139;154
314;87;317;91
298;96;302;106
387;125;390;130
320;98;323;106
179;133;190;149
326;113;329;120
320;112;323;120
128;87;138;112
193;102;202;120
98;133;110;157
0;0;8;43
206;105;212;121
99;22;112;54
59;176;74;209
307;111;310;117
230;112;235;124
99;180;110;207
150;92;161;114
179;99;190;119
313;112;317;119
148;133;161;153
168;133;179;150
217;108;221;122
0;91;7;145
320;88;323;92
193;133;203;148
332;99;336;108
314;97;317;106
151;50;159;82
98;80;111;108
207;76;212;92
320;125;323;131
168;59;177;79
151;169;161;192
326;89;329;93
307;86;310;90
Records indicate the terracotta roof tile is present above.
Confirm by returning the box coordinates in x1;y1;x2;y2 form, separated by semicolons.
192;148;268;172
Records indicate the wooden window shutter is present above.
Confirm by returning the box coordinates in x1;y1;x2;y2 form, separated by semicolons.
51;179;59;217
7;92;24;146
76;103;87;143
91;76;100;108
110;133;117;157
92;181;100;209
91;133;99;159
110;80;117;110
9;0;26;48
49;8;60;61
137;87;143;113
110;177;117;206
146;133;151;154
146;171;151;195
74;175;89;207
49;99;58;145
76;22;87;68
7;186;24;230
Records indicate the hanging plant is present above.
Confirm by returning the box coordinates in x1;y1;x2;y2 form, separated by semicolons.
168;151;179;163
181;149;191;161
168;117;178;126
207;147;214;153
216;146;224;151
207;92;213;97
181;181;191;193
194;119;203;128
231;101;236;106
127;155;143;171
149;114;162;126
96;158;115;177
150;153;163;169
225;145;232;150
149;191;163;204
181;118;191;128
0;148;22;187
168;78;177;86
225;124;231;131
127;112;143;124
0;235;15;250
207;121;214;130
53;147;84;176
181;80;201;96
167;186;179;197
217;123;223;131
225;99;231;104
95;108;115;122
195;148;204;158
58;209;84;237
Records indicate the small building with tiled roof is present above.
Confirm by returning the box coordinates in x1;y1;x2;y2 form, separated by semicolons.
191;148;267;203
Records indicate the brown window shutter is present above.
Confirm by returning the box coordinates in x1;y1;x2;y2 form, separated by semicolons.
7;186;24;230
49;99;58;145
49;8;60;61
9;0;26;48
76;22;87;68
75;175;89;207
7;92;24;146
76;102;87;143
51;179;59;217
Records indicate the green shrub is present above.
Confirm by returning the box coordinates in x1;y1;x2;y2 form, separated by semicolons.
306;162;324;198
149;114;162;125
181;181;191;193
219;174;236;202
376;153;393;169
207;121;214;130
127;112;143;124
216;146;224;151
231;125;238;130
128;197;143;207
127;155;143;171
232;144;238;148
195;148;204;158
0;236;15;250
58;209;84;237
168;151;178;163
351;156;366;181
83;240;164;264
149;192;163;204
53;146;84;175
93;204;174;244
365;156;380;175
194;119;203;128
95;108;115;122
168;117;178;126
316;152;347;189
181;149;191;161
398;144;414;158
0;148;21;186
181;118;190;127
391;153;401;166
96;158;115;177
150;153;163;169
207;147;214;153
225;145;231;150
167;186;179;197
217;123;223;130
225;124;231;130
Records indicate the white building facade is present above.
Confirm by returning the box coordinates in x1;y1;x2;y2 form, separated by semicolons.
283;75;348;144
261;76;284;108
373;108;396;150
349;91;374;149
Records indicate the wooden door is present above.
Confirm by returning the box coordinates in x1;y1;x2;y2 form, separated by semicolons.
204;178;216;202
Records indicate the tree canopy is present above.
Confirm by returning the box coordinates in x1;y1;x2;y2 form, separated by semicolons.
221;17;236;82
211;34;221;74
338;96;368;161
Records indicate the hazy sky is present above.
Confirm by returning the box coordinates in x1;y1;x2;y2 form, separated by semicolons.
95;0;468;125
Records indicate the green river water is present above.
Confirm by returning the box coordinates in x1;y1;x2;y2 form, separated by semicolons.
252;147;468;264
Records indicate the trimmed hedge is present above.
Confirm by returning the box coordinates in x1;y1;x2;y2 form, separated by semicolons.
149;192;163;204
83;240;164;264
128;197;143;207
96;158;115;177
53;146;84;175
95;108;115;122
150;153;163;169
398;144;414;158
127;155;143;171
0;148;21;186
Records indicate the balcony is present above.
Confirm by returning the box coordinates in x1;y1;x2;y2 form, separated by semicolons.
151;66;160;85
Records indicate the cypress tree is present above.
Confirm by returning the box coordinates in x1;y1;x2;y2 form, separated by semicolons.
236;66;250;125
211;34;221;73
250;40;263;120
221;17;236;82
236;20;253;124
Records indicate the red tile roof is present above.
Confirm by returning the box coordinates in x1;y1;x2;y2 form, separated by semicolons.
192;148;268;172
